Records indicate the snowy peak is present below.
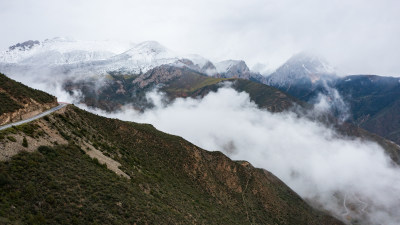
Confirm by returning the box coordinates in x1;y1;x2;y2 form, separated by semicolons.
266;52;337;87
104;41;181;74
131;41;169;55
113;41;176;60
284;52;335;74
183;54;217;75
2;38;339;84
0;37;134;64
216;60;248;73
215;60;251;78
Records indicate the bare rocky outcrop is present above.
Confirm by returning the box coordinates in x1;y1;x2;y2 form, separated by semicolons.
132;65;186;88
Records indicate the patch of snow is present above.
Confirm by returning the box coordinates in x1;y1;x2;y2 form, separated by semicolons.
215;60;242;73
0;37;135;64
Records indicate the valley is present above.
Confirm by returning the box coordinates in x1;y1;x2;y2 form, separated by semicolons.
0;73;343;224
1;38;400;224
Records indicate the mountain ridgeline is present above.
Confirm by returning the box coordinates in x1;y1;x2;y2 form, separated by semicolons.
4;38;398;148
0;74;344;224
60;63;400;165
64;65;303;113
264;58;400;146
1;38;400;224
0;73;58;126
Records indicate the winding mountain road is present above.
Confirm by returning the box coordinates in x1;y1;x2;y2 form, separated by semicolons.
0;103;68;131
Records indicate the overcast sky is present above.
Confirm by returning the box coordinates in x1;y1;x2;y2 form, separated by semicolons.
1;0;399;76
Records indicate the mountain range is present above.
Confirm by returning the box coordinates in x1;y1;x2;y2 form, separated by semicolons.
8;38;399;147
1;38;400;224
2;38;400;147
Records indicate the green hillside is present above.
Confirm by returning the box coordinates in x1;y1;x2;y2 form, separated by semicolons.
0;73;343;224
0;73;56;115
162;73;304;112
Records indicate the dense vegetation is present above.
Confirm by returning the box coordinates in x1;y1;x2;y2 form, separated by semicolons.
333;75;400;145
0;73;55;104
0;104;342;224
0;73;56;114
0;92;22;115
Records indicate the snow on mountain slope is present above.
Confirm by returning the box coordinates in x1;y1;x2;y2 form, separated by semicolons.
102;41;180;74
266;52;336;87
0;38;191;76
182;54;217;75
1;38;338;86
215;60;244;73
215;60;252;78
0;37;134;65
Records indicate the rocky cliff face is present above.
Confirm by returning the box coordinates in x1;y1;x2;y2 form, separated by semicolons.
132;64;187;88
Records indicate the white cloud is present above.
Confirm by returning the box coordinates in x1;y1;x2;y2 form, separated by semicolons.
5;65;399;223
0;0;399;75
82;86;400;224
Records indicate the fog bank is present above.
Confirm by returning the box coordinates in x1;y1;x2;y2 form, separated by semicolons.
83;87;400;224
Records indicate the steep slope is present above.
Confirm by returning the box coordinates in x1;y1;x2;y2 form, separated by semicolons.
93;41;180;74
63;66;400;166
185;54;218;75
163;71;400;164
0;73;57;125
0;37;130;64
333;75;400;145
0;75;343;224
64;65;303;113
215;60;251;78
265;52;337;100
161;70;304;112
0;38;179;79
264;54;400;146
214;60;266;83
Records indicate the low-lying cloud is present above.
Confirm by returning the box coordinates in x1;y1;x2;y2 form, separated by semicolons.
3;69;400;224
83;86;400;224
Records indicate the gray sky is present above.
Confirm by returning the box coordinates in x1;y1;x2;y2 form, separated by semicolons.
1;0;400;76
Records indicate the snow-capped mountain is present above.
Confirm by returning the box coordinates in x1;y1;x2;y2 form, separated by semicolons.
266;52;336;87
263;52;338;100
215;60;251;78
0;37;134;65
184;54;217;75
100;41;180;74
0;38;211;77
0;38;339;90
214;60;267;83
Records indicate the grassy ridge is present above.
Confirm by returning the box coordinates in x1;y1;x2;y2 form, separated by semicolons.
0;73;55;104
0;105;342;224
0;73;56;114
162;72;304;112
0;92;22;115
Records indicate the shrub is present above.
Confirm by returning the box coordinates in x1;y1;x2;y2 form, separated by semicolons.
7;136;16;142
38;146;58;158
22;137;28;148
